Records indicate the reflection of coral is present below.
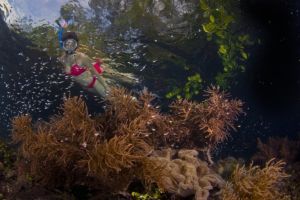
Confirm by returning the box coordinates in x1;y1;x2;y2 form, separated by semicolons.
253;137;300;164
221;159;290;200
140;148;224;200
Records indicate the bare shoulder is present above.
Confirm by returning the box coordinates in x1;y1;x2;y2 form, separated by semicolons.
76;51;93;65
76;51;89;59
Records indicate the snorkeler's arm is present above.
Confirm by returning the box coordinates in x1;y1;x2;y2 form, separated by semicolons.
79;53;103;75
79;53;108;88
58;54;71;73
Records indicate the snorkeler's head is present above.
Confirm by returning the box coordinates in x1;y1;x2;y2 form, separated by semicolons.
62;31;79;54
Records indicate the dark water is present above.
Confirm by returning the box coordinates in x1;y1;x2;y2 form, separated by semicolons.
0;0;299;160
227;0;300;157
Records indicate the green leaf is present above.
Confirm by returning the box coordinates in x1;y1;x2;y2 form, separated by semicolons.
200;0;209;11
241;52;248;59
219;45;227;54
209;15;215;23
202;23;216;33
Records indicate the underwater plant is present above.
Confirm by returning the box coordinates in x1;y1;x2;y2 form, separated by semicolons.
200;0;253;88
221;159;290;200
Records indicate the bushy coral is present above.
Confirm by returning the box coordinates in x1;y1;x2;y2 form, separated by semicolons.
11;95;152;192
97;86;243;163
221;159;290;200
170;86;243;145
252;136;300;199
9;86;243;198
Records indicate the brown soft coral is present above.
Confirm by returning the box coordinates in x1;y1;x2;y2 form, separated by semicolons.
98;87;162;138
10;86;243;198
11;95;152;191
168;86;243;146
252;136;300;199
100;86;243;151
140;148;224;200
221;159;290;200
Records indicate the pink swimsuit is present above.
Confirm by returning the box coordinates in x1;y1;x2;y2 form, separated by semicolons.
67;60;104;88
68;64;87;76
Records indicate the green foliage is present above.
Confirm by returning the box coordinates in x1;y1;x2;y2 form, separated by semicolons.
114;0;161;38
24;25;59;56
200;0;252;88
131;188;162;200
166;73;202;100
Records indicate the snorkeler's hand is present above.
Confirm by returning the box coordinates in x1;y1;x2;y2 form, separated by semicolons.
95;58;103;64
93;59;104;74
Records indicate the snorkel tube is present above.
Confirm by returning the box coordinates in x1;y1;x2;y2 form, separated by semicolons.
56;18;72;48
55;19;65;48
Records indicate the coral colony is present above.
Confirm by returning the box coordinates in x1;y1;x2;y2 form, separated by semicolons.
0;87;293;199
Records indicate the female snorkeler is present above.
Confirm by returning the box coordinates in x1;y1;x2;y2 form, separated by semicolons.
57;19;138;98
59;31;109;97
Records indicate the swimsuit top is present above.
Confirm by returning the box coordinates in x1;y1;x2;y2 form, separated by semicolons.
68;64;87;76
67;60;103;76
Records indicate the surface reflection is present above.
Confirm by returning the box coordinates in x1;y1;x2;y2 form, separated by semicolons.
7;0;89;25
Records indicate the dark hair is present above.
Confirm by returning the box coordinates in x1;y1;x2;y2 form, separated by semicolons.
62;31;79;42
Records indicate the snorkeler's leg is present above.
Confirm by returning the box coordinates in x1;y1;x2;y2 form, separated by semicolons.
95;75;109;91
92;80;107;97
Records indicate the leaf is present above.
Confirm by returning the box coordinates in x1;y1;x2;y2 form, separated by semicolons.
200;0;209;11
241;52;248;59
210;15;215;23
202;23;216;33
219;45;227;54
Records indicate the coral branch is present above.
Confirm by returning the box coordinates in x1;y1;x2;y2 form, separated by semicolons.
221;159;290;200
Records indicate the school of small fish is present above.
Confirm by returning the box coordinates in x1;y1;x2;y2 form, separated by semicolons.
0;51;102;134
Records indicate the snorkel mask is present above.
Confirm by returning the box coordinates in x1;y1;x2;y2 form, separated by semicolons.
63;38;78;54
61;31;79;54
